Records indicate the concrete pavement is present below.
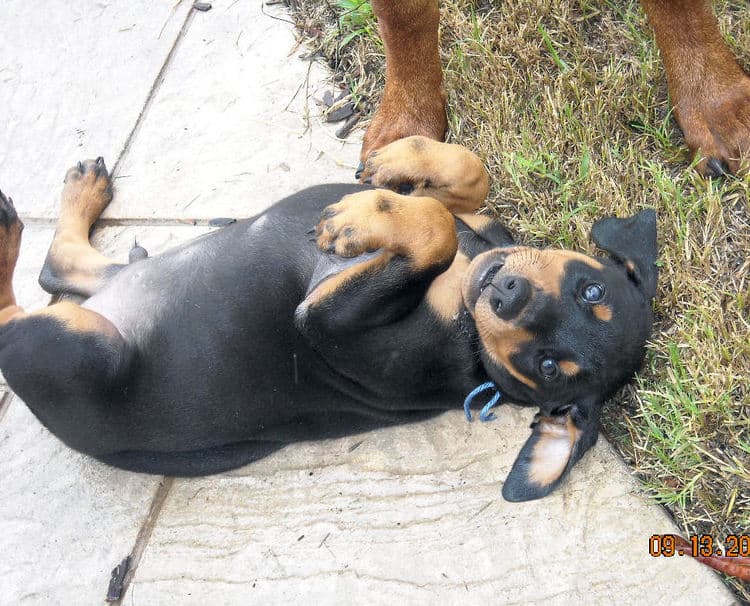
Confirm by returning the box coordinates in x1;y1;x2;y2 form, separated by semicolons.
0;1;735;603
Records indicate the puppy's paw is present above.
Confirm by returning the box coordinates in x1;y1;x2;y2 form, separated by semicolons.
315;194;391;258
0;189;22;234
62;156;113;216
358;137;489;213
358;136;435;191
0;189;23;304
314;190;458;272
0;189;23;256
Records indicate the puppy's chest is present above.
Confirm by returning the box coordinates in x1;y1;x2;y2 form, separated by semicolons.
334;307;478;405
424;226;498;323
425;251;470;323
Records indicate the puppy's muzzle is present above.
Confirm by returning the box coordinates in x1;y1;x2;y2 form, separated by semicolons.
487;274;530;320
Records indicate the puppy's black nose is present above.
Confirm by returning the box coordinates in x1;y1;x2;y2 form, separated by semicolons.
490;275;530;319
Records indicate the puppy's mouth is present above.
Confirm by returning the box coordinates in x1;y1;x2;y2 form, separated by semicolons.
463;250;510;312
479;260;504;292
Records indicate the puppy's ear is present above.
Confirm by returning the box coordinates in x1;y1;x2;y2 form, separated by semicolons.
590;209;658;299
502;401;600;502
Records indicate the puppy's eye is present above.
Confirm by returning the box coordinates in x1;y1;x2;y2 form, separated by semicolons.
582;283;605;302
539;358;559;379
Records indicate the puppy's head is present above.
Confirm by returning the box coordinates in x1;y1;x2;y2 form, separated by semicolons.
462;210;658;501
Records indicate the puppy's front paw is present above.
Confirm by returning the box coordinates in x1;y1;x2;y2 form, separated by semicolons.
358;136;434;192
358;136;489;213
315;195;386;258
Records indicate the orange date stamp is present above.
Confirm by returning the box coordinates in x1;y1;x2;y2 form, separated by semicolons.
650;534;750;558
648;534;750;581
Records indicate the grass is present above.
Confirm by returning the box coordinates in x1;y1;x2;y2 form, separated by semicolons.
287;0;750;600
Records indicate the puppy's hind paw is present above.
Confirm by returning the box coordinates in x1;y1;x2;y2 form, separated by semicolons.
0;189;23;239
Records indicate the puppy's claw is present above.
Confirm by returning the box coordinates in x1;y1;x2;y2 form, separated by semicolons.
705;157;728;178
355;161;365;180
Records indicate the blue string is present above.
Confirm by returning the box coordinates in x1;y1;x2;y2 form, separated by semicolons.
463;382;502;422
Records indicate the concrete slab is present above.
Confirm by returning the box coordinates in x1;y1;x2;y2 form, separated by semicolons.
0;393;161;604
106;0;359;221
0;0;192;218
127;407;732;604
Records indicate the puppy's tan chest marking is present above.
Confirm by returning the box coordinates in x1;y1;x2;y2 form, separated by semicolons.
426;251;470;322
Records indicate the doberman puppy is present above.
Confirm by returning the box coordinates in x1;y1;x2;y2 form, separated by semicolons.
0;138;657;501
360;0;750;177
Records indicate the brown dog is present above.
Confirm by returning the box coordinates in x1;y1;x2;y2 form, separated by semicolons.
359;0;750;177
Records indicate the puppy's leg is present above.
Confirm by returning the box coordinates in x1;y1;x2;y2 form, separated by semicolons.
641;0;750;175
358;136;490;213
359;0;447;166
0;187;131;454
0;190;24;324
39;157;125;297
295;190;457;335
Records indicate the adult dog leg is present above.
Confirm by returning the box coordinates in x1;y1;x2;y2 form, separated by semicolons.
39;157;125;297
641;0;750;175
359;0;446;168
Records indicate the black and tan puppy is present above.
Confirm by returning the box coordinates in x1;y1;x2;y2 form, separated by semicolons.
0;138;657;501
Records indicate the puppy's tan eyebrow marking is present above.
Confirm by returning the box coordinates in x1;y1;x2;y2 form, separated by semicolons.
500;249;604;299
559;360;580;376
592;304;613;322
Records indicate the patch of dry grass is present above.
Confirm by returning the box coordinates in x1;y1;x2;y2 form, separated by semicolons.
289;0;749;600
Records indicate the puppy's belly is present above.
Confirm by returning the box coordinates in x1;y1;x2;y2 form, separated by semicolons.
82;231;223;346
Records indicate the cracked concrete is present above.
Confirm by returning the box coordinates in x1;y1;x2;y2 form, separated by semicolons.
0;0;736;604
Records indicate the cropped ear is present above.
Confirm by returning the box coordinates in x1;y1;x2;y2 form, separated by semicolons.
502;401;600;502
590;209;658;300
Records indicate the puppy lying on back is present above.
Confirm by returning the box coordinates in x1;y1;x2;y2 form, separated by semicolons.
0;137;657;501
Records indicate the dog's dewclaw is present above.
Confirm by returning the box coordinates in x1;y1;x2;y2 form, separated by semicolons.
193;2;212;11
